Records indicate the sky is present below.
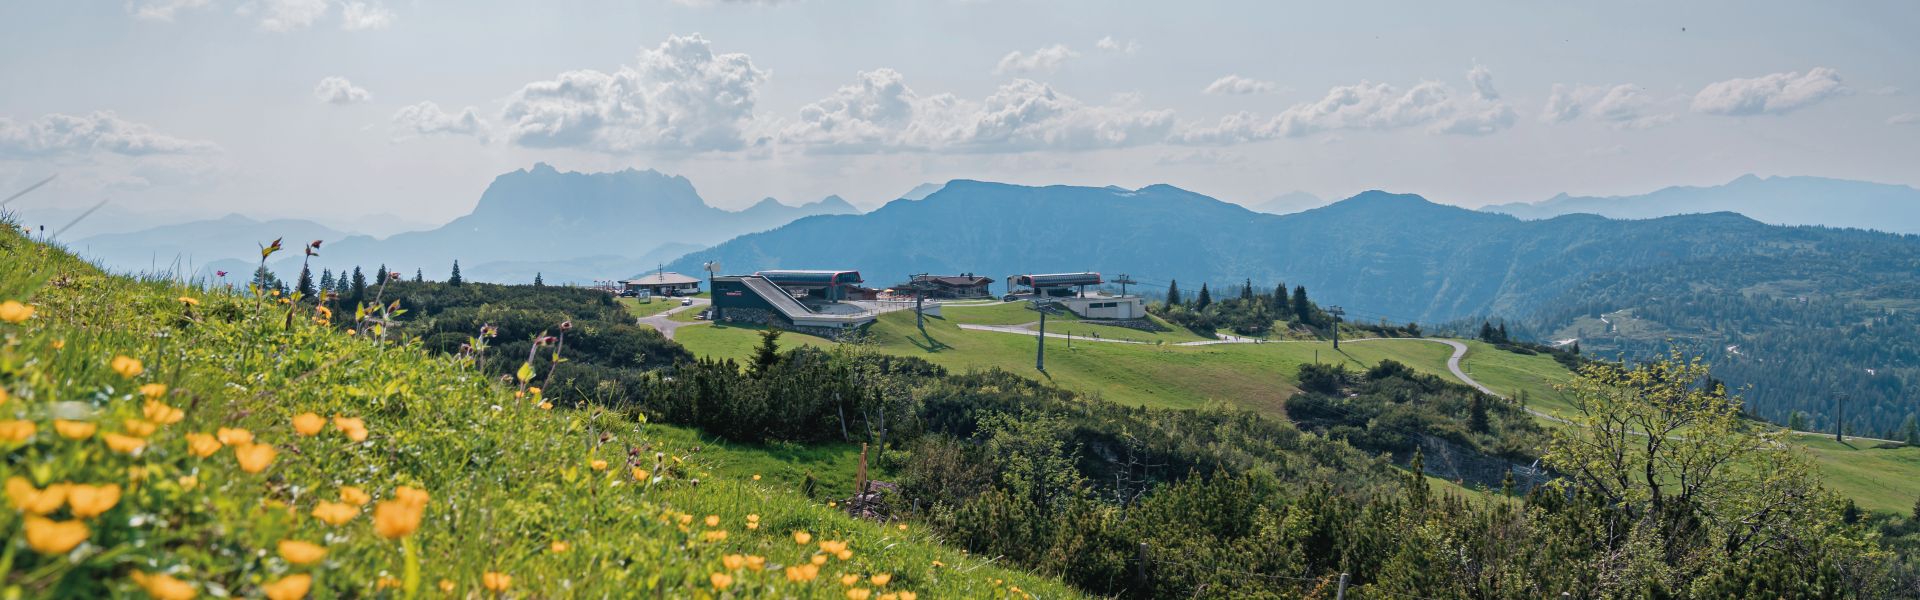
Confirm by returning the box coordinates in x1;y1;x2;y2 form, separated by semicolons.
3;0;1918;232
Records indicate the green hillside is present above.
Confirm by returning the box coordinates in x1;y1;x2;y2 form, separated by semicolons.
0;229;1073;598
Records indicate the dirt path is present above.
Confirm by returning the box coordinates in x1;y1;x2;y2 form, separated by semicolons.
636;297;709;340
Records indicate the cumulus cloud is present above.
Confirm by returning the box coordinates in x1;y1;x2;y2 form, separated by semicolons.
1095;36;1140;54
1203;75;1278;96
391;102;488;141
1891;113;1919;125
129;0;212;21
1467;65;1498;100
1691;67;1848;116
993;44;1078;75
340;1;394;30
1180;66;1515;143
313;76;371;104
0;111;219;158
501;34;767;153
1541;83;1672;129
248;0;331;32
781;68;1173;153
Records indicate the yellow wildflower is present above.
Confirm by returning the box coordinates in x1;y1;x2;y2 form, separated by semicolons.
67;483;121;518
746;555;766;571
482;572;512;592
291;412;325;436
847;589;873;600
551;540;570;553
710;572;734;590
340;485;371;506
110;355;144;378
103;432;147;454
837;549;853;561
233;442;277;473
177;475;198;490
820;540;848;554
54;420;97;440
0;300;33;323
786;563;820;582
144;400;185;425
130;571;198;600
752;474;761;480
7;477;67;515
278;539;327;565
24;516;88;554
704;514;720;527
896;524;908;531
177;296;200;306
794;531;813;545
840;574;861;586
871;573;892;586
377;576;402;589
123;419;158;437
812;555;829;566
215;427;253;445
261;574;311;600
590;459;609;471
722;554;746;570
374;500;424;539
632;467;650;481
703;529;728;542
0;419;35;442
438;579;455;593
898;592;918;600
311;501;358;526
139;383;168;400
394;485;430;507
185;433;222;457
538;401;553;410
332;416;368;442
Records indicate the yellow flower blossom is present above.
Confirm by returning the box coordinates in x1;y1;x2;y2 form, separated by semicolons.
837;549;853;561
840;574;861;586
7;477;67;515
482;572;512;592
261;574;311;600
143;401;185;425
551;540;570;553
811;555;829;566
896;524;908;531
54;420;97;440
704;515;720;527
185;433;222;457
395;485;430;507
215;427;253;445
786;563;820;582
67;483;121;518
437;579;455;593
50;339;65;350
870;573;892;586
0;419;35;442
0;387;7;405
291;412;325;436
377;576;402;589
110;355;144;378
710;573;734;589
331;416;368;442
24;516;89;554
722;554;746;570
898;592;918;600
374;500;424;539
340;486;371;506
702;529;728;542
130;571;198;600
278;539;327;565
137;383;167;400
793;531;813;545
0;300;33;323
311;501;358;526
233;442;277;473
177;475;198;490
177;296;200;306
538;401;553;410
752;474;761;481
103;432;147;454
123;419;158;437
820;540;848;555
847;589;873;600
590;459;609;471
746;555;766;571
632;467;650;481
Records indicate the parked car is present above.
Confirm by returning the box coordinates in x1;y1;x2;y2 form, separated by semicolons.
681;298;694;306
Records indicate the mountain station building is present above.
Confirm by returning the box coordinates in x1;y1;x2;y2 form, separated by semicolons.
623;271;701;297
899;273;995;299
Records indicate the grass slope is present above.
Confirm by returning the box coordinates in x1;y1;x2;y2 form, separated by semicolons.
0;229;1072;598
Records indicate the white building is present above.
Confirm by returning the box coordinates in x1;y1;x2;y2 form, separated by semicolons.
1057;295;1145;320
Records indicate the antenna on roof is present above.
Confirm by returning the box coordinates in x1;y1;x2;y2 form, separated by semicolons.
1112;273;1136;297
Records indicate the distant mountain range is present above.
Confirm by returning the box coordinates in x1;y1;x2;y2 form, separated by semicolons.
671;179;1920;432
67;163;859;284
1483;174;1920;234
1244;191;1326;215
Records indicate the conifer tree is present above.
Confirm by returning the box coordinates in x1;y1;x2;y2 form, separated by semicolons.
1240;278;1253;300
295;265;316;300
376;264;388;284
1195;283;1212;310
1273;282;1288;311
1903;414;1919;445
349;267;367;301
750;329;783;377
1291;285;1311;323
318;269;334;292
449;261;464;286
332;270;350;298
414;268;424;282
533;272;545;287
1165;279;1182;306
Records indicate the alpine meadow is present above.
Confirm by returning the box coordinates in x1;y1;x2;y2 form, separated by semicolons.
5;2;1920;598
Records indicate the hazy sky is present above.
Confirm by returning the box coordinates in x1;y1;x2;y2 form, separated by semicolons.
3;0;1917;229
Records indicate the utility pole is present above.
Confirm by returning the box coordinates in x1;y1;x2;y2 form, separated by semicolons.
1328;305;1345;350
702;261;722;321
1836;392;1848;442
1112;273;1136;297
1034;300;1047;372
1335;572;1349;600
906;273;932;335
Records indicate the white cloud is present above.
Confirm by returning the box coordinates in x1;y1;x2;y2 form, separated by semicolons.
391;102;488;141
1870;86;1902;96
1890;113;1919;125
1691;67;1848;116
340;1;394;30
1180;66;1515;143
1203;75;1277;96
501;34;768;153
313;76;371;104
1541;83;1672;129
129;0;211;21
671;0;796;5
1094;36;1140;54
781;69;1173;153
248;0;331;32
993;44;1078;75
1467;64;1498;100
0;111;219;158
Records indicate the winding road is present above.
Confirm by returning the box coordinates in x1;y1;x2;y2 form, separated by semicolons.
635;297;708;340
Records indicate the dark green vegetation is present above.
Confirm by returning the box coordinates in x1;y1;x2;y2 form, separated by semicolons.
669;180;1920;437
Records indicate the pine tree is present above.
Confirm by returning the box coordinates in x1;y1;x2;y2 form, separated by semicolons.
318;269;334;293
1240;278;1253;300
376;264;388;284
1480;322;1496;342
295;265;316;300
750;329;783;376
1903;414;1919;445
1469;395;1491;433
1407;448;1430;507
1195;283;1212;310
1272;282;1288;311
449;261;464;286
1570;340;1581;355
1788;411;1809;431
1291;285;1311;323
349;267;368;301
332;270;350;298
1165;279;1182;306
1498;322;1510;343
414;268;424;283
533;272;545;287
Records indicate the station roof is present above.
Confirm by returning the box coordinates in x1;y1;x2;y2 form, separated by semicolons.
1013;272;1103;287
623;272;701;286
755;270;864;285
